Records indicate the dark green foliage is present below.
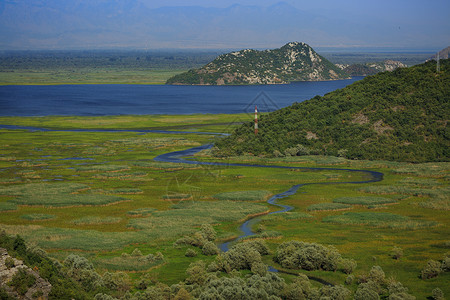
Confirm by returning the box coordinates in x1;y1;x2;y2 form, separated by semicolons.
432;287;445;300
8;268;36;295
5;257;15;269
0;232;89;299
421;260;443;279
0;287;16;300
390;246;404;260
215;240;269;272
185;248;198;257
167;42;348;85
201;242;220;256
274;240;341;271
198;273;286;300
215;59;450;162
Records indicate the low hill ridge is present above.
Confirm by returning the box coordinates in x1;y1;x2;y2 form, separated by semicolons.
166;42;349;85
214;59;449;162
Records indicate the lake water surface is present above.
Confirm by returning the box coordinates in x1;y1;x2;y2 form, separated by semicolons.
0;77;363;116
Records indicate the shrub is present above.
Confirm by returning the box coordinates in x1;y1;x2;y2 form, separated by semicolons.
354;287;380;300
185;248;197;257
131;248;143;257
421;260;442;279
345;275;354;285
390;246;403;260
339;258;357;274
216;240;269;272
200;224;217;241
275;240;341;271
202;241;220;256
432;287;445;300
5;257;15;268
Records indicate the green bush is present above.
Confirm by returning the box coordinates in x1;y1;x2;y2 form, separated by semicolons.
421;260;442;279
8;268;36;295
5;257;15;268
185;248;197;257
275;240;341;271
202;241;220;256
432;287;445;300
390;246;403;260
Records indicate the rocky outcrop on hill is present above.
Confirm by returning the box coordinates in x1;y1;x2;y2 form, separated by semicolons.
166;42;349;85
0;248;52;299
337;60;407;76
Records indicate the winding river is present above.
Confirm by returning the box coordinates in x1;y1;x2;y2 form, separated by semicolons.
154;144;384;252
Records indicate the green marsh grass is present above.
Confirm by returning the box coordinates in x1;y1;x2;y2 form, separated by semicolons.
20;213;55;220
333;196;397;206
0;202;17;212
322;212;438;229
127;208;157;216
213;190;271;201
307;202;352;211
0;182;127;207
70;216;122;225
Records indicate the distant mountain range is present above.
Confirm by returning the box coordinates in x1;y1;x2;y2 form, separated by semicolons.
166;42;349;85
1;1;447;50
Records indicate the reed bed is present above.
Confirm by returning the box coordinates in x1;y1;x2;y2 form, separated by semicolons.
307;203;352;211
333;196;397;206
0;182;126;207
213;190;271;201
323;212;438;229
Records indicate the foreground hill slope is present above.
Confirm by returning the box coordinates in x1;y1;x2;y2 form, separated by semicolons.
215;59;449;162
166;42;349;85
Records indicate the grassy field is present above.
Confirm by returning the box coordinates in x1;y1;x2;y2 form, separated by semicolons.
0;69;185;85
0;114;448;298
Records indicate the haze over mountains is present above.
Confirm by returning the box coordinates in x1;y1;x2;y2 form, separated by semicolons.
1;0;448;50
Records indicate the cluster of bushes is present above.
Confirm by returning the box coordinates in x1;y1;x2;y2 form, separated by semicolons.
209;240;270;275
353;266;416;300
274;240;356;274
421;253;450;279
174;224;220;256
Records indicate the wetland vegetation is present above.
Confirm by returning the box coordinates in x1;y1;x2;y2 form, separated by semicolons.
0;114;448;299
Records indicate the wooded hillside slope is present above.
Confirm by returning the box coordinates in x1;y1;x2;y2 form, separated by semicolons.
215;59;449;162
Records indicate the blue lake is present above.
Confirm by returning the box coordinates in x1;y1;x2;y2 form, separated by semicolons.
0;77;363;116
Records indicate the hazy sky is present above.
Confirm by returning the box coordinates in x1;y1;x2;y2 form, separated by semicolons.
0;0;449;50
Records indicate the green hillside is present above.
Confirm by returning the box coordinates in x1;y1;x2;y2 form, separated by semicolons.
166;42;349;85
215;59;449;162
